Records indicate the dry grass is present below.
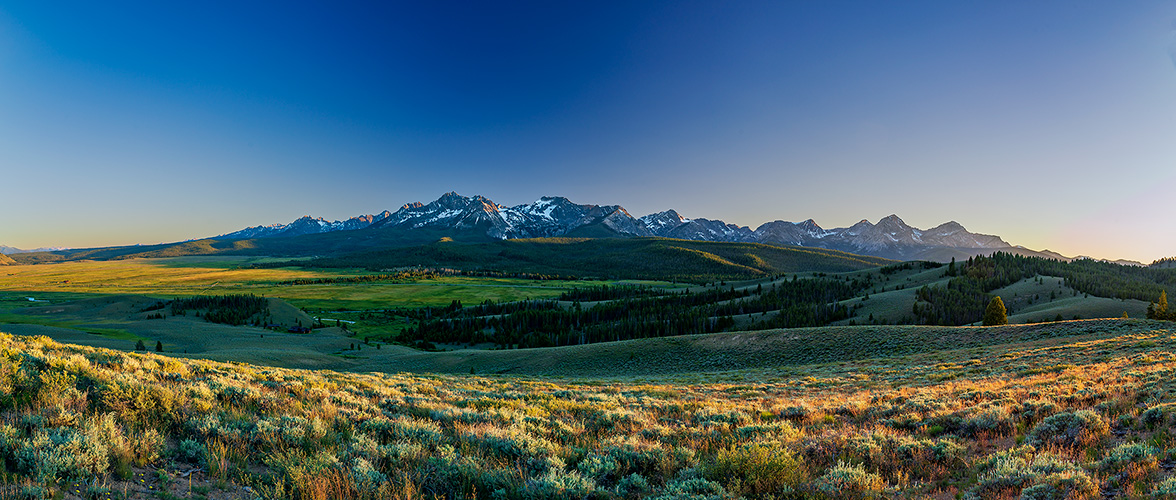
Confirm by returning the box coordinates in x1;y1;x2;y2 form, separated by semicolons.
1;319;1176;498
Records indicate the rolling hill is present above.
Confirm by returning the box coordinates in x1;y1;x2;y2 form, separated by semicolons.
298;237;894;281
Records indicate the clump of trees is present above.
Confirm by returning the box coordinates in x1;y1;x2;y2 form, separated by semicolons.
401;277;865;349
1147;291;1174;320
170;294;270;326
558;284;669;302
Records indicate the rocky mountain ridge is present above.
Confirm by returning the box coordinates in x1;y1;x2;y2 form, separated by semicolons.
214;192;1016;261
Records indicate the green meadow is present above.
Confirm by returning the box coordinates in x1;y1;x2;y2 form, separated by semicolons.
0;257;629;311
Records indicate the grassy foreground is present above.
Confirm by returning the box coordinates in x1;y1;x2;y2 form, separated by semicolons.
3;320;1176;499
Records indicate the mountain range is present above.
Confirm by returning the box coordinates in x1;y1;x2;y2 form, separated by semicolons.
0;245;67;255
212;192;1032;262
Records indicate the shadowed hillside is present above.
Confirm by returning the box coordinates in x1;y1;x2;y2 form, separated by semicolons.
298;237;893;281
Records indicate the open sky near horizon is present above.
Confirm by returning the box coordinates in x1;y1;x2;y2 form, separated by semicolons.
1;1;1174;262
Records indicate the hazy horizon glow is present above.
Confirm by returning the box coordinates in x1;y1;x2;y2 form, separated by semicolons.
2;2;1174;263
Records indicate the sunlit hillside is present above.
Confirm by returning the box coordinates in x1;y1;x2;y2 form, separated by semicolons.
3;319;1176;499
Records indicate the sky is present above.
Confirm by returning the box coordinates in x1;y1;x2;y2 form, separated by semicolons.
1;1;1174;262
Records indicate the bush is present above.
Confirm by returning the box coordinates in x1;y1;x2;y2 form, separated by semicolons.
966;447;1097;500
1141;404;1173;428
1026;410;1108;450
522;469;596;499
615;473;652;497
704;442;805;495
813;461;884;499
12;427;109;482
649;477;727;500
960;406;1017;437
1099;442;1158;482
1154;476;1176;498
178;438;206;464
18;485;49;500
577;453;621;483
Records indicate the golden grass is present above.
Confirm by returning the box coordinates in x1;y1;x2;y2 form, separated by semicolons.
1;319;1175;498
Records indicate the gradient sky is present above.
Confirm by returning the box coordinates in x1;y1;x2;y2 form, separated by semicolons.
2;1;1174;262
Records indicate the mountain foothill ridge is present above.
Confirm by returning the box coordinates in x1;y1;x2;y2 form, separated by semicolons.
211;191;1050;262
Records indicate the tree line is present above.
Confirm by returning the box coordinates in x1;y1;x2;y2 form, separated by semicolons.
170;294;270;326
397;277;866;349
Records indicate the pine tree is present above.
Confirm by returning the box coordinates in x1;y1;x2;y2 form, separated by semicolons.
155;341;163;352
134;340;146;351
1149;290;1169;320
983;296;1008;326
1158;290;1169;319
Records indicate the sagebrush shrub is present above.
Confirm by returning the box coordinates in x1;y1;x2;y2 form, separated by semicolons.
1026;410;1108;450
1099;442;1159;482
1153;476;1176;498
1141;404;1173;428
650;477;727;500
704;441;805;496
178;438;206;464
966;447;1097;500
813;461;884;499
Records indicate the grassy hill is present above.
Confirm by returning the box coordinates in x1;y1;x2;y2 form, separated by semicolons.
303;237;893;282
2;318;1176;499
345;318;1148;376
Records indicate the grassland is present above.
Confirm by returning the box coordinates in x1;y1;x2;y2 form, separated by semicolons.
0;257;623;311
3;318;1176;499
3;257;1152;374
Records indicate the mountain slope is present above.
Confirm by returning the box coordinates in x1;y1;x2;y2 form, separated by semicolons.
301;237;893;281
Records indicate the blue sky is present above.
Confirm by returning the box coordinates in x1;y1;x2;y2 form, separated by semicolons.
2;1;1174;262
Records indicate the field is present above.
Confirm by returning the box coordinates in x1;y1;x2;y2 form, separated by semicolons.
0;258;684;367
2;257;1155;371
3;318;1176;499
0;257;592;311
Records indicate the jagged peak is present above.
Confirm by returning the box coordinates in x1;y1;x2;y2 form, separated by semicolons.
797;218;823;230
641;209;684;220
605;206;633;218
930;221;965;232
534;195;571;204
